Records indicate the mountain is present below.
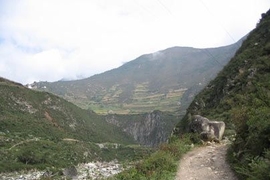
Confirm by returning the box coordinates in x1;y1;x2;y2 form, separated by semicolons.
31;39;244;115
0;77;150;172
173;9;270;180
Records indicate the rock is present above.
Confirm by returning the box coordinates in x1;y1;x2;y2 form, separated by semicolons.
190;115;225;141
42;170;52;178
106;110;172;147
76;160;125;179
63;165;78;179
0;160;125;180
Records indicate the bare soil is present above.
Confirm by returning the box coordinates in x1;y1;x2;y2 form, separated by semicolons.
175;142;238;180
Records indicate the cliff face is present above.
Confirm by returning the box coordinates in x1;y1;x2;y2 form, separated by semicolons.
123;112;166;147
105;111;179;147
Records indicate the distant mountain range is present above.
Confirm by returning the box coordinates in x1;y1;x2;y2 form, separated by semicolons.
31;38;245;114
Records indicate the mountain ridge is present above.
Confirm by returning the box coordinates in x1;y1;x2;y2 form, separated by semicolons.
31;39;244;115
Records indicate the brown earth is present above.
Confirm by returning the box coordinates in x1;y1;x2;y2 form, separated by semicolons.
175;142;238;180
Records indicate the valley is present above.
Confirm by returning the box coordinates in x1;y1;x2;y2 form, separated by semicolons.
0;33;246;179
1;8;269;179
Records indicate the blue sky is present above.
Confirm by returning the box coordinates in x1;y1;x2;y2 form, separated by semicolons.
0;0;269;84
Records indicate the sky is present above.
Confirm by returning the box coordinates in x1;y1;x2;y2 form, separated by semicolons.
0;0;269;84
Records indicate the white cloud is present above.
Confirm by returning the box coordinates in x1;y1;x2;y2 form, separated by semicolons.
0;0;269;84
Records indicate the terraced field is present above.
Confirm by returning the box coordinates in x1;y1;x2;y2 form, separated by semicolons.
86;82;186;114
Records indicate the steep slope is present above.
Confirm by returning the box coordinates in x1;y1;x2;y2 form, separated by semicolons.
173;9;270;180
32;40;243;114
0;77;146;172
105;110;179;147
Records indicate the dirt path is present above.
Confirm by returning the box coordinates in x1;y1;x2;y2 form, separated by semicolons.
175;143;238;180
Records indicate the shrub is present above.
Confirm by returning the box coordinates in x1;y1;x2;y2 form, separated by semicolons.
17;150;45;165
113;135;194;180
229;107;270;180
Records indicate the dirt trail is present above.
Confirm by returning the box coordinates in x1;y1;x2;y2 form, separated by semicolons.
175;143;238;180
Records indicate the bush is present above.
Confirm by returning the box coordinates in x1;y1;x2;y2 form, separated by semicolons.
229;107;270;180
17;150;45;165
232;150;270;180
113;135;194;180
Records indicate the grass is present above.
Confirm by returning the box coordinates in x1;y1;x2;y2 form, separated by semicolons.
110;134;199;180
0;134;152;173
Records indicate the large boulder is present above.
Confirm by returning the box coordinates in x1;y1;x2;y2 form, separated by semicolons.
190;115;225;141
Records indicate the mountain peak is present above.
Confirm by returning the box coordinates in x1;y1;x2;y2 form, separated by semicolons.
33;39;244;115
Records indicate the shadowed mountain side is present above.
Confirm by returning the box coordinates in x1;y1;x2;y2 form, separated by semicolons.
31;38;244;115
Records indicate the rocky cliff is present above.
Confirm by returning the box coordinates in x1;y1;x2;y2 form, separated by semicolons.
105;110;179;147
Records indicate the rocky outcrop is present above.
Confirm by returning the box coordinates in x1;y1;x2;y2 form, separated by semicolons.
105;110;177;147
190;115;225;141
124;111;166;147
62;165;77;179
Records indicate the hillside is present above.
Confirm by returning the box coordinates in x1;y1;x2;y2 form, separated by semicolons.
31;40;243;115
0;77;151;172
173;9;270;180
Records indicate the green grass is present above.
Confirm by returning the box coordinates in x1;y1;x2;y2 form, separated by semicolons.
110;134;199;180
0;134;151;173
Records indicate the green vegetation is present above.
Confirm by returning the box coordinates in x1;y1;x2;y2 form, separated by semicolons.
0;78;134;144
0;78;151;172
111;134;199;180
0;137;96;172
0;135;151;173
173;9;270;180
33;41;242;115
